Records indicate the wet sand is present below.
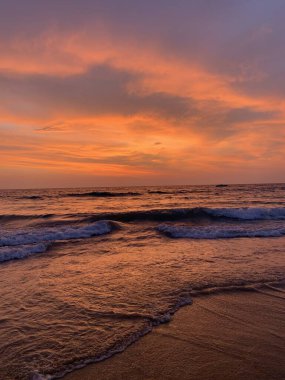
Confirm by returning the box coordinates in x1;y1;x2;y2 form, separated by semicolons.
64;287;285;380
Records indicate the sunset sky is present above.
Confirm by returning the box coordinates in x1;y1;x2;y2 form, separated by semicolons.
1;0;284;188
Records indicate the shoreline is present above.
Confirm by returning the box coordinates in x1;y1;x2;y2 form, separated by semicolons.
63;286;285;380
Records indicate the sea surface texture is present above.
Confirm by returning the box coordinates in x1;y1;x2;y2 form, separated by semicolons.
0;184;284;379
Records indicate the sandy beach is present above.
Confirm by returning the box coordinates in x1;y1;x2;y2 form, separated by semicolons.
65;287;285;380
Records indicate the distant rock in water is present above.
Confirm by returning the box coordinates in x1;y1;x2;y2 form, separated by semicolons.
216;184;228;188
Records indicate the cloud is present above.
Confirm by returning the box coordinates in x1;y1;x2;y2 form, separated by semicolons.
0;0;285;187
0;65;194;122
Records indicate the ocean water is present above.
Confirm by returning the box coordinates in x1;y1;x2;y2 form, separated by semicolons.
0;183;284;379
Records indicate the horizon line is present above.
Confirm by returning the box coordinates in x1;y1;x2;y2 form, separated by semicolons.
0;181;284;191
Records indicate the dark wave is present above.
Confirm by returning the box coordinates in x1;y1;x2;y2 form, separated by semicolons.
66;191;142;198
20;195;43;200
148;190;171;194
85;207;209;222
2;206;285;226
148;190;190;195
0;213;55;222
85;206;285;223
67;190;189;197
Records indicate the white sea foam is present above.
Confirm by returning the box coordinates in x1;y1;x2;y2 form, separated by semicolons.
206;207;285;220
0;221;113;247
0;243;50;262
30;371;52;380
157;224;285;239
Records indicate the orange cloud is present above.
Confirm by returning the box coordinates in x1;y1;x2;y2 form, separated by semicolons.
0;21;284;187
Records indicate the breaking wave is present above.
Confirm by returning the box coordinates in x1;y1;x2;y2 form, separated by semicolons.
206;207;285;220
0;221;114;248
1;207;285;226
157;223;285;239
0;243;50;263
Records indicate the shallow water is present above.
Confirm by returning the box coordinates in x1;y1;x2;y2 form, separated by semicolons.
0;184;284;379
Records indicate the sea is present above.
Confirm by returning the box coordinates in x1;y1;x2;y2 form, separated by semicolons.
0;183;285;379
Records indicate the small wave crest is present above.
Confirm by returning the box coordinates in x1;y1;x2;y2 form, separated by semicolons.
0;243;50;263
207;207;285;220
0;220;114;247
157;223;285;239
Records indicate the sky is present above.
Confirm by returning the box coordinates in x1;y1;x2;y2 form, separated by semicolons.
0;0;284;188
